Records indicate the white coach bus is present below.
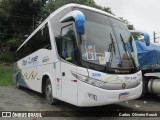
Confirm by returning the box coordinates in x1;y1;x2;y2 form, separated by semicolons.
13;4;142;106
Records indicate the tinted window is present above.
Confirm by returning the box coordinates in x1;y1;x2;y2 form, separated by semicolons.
15;23;51;61
61;25;77;64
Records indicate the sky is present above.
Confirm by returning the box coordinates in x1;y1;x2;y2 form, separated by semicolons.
94;0;160;42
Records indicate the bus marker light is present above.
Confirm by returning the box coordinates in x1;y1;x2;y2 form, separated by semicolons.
71;80;77;82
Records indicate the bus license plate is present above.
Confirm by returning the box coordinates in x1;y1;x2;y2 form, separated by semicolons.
119;92;129;100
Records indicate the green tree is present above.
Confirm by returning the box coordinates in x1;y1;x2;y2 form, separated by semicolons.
0;0;47;63
103;7;114;15
0;0;47;49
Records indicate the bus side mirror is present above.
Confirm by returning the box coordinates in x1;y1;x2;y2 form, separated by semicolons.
141;32;150;46
60;10;85;34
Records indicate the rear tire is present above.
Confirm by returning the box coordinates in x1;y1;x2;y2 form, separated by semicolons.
45;78;58;105
16;76;21;89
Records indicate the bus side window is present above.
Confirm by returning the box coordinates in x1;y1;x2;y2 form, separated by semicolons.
40;24;52;50
61;25;76;64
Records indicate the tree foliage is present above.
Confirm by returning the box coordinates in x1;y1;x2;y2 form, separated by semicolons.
0;0;47;47
0;0;47;63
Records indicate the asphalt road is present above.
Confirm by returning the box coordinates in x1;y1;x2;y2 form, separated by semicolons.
0;86;160;120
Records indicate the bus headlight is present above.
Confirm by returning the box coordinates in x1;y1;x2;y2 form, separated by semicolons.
71;71;105;88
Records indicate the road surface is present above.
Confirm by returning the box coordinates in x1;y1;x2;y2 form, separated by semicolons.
0;86;160;120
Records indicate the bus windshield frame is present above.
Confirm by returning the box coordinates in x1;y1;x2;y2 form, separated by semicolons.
74;8;139;74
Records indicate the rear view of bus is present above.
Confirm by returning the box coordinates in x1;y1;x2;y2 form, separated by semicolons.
13;4;142;107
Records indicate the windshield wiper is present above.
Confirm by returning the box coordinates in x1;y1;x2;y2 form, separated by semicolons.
108;33;115;53
120;34;136;69
104;33;115;72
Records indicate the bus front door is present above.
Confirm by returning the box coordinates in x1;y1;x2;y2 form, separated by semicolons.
60;24;78;105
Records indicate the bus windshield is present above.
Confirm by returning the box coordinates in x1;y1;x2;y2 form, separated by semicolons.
77;9;139;73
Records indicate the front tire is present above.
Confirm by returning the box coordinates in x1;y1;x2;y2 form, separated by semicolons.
45;78;58;105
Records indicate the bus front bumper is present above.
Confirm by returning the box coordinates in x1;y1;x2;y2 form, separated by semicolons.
77;81;142;107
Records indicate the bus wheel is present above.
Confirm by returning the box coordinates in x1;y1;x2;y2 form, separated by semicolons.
45;78;58;105
16;76;20;89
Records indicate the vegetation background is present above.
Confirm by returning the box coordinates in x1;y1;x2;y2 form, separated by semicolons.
0;0;135;86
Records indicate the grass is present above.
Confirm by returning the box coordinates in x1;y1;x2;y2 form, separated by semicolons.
0;64;13;86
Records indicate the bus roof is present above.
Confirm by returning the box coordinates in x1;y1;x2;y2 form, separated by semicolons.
17;3;121;52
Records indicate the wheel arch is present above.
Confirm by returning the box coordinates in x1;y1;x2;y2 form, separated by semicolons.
41;73;55;96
